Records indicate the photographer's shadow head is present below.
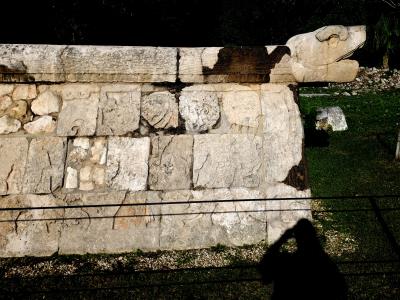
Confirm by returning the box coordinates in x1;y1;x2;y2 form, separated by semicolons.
258;219;347;300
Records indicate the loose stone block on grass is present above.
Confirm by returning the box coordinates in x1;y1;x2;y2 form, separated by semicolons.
193;134;263;189
149;135;193;190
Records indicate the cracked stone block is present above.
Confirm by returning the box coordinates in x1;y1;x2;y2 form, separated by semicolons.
159;188;266;249
97;85;141;135
261;84;303;183
149;135;193;190
59;192;161;254
65;137;107;191
193;134;262;189
179;85;220;133
142;91;179;129
106;137;150;192
56;94;99;136
0;194;63;257
265;183;312;243
0;138;29;195
12;84;37;100
23;137;67;194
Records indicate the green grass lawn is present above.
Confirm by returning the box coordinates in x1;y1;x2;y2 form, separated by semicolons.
1;89;400;299
300;89;400;299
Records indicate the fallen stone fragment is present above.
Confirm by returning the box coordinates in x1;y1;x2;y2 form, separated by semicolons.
0;115;21;134
31;90;60;115
316;106;348;131
23;116;56;134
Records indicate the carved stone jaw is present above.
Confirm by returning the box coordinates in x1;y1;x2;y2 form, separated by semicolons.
286;25;366;82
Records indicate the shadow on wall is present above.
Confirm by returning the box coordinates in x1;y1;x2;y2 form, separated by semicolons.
258;219;347;300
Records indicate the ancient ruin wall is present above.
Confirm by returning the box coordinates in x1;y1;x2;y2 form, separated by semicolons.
0;26;365;256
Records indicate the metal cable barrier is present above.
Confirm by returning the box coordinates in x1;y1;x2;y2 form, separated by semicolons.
0;195;399;297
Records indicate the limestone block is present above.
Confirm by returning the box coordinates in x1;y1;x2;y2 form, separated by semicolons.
179;85;220;132
0;138;29;195
56;94;99;136
193;134;262;189
0;85;14;97
62;46;177;83
31;90;60;115
106;137;150;191
65;137;107;191
0;116;21;134
0;44;66;82
12;85;37;100
51;84;100;100
264;183;311;243
142;91;179;129
8;101;28;121
261;84;303;183
179;47;295;83
316;106;348;131
23;116;56;134
218;84;261;133
286;25;366;82
0;95;12;112
23;137;67;193
59;192;161;254
0;194;63;257
97;84;141;135
149;135;193;190
159;188;266;249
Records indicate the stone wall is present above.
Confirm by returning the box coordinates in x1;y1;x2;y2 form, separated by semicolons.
0;26;364;256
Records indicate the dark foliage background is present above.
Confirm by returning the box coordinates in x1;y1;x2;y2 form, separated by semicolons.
0;0;397;67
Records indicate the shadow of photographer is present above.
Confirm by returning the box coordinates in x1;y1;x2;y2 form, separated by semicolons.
258;219;347;299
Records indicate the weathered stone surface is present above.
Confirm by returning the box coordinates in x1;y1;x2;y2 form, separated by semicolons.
12;85;37;100
31;90;60;115
57;94;99;136
160;188;266;249
59;192;161;254
0;116;21;134
149;135;193;190
0;95;12;112
51;84;100;100
65;167;78;189
261;84;303;183
65;137;107;191
316;106;348;131
0;85;14;97
265;183;311;243
8;100;28;121
0;138;29;195
142;91;179;129
179;86;220;132
193;134;262;188
0;194;63;257
97;85;141;135
23;137;67;193
62;46;177;83
287;25;366;82
220;85;261;131
23;116;56;134
106;137;150;191
0;44;65;82
179;47;295;83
